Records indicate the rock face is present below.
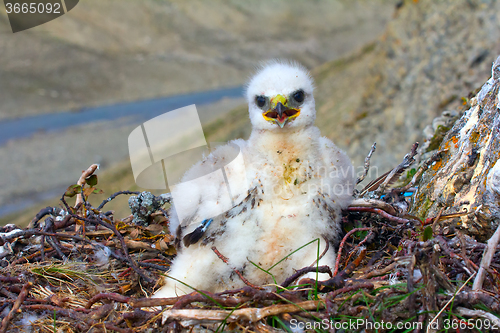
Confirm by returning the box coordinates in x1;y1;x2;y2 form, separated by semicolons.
314;0;500;175
411;56;500;241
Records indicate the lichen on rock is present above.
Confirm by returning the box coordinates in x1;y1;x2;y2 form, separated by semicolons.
412;56;500;241
128;192;171;226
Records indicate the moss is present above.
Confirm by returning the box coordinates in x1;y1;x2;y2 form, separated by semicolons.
354;111;369;121
426;125;451;152
416;197;434;221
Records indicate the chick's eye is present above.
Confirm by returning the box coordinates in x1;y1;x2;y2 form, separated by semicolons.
293;90;305;103
255;95;266;108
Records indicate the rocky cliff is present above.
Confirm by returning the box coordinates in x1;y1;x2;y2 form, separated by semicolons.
412;56;500;240
313;0;500;176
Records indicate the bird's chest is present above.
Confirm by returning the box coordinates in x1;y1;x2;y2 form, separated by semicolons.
249;154;323;201
244;129;326;197
229;197;332;271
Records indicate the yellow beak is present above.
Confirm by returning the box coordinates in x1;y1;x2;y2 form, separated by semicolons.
269;94;288;110
263;94;300;128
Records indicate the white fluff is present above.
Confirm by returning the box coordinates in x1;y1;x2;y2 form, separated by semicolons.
94;246;112;268
20;313;40;332
154;61;355;298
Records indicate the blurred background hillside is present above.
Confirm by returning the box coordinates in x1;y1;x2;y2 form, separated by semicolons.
1;0;499;226
0;0;393;119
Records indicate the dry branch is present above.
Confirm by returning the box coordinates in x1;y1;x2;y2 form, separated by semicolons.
356;142;376;185
333;227;372;276
473;221;500;290
0;282;32;333
162;300;324;324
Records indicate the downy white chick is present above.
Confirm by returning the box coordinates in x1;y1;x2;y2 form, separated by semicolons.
154;60;355;298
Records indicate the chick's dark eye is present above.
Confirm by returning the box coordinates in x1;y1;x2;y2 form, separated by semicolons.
293;90;305;103
255;95;266;108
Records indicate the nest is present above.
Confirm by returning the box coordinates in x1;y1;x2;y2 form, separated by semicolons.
1;160;500;333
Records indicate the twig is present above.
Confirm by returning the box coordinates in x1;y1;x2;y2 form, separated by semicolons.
427;272;476;333
360;143;418;196
328;282;374;299
397;148;446;193
129;297;178;308
358;261;398;279
349;198;399;216
130;288;296;308
28;207;63;228
356;142;376;185
347;231;372;260
309;237;330;267
281;266;332;288
0;276;21;284
376;142;419;195
435;236;478;274
60;192;71;211
54;214;73;230
423;209;469;226
162;300;324;324
211;246;260;289
333;227;372;276
97;190;141;210
22;304;90;314
103;324;134;333
0;228;34;246
121;308;160;326
0;282;32;333
46;235;68;261
139;261;169;272
473;221;500;291
172;291;250;309
70;214;152;283
88;303;114;321
40;234;45;262
456;307;500;327
452;291;500;312
22;304;94;331
347;207;412;224
431;207;445;233
75;164;99;208
407;255;417;321
86;292;131;309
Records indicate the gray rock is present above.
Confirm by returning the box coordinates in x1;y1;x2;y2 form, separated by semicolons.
128;192;171;226
411;56;500;240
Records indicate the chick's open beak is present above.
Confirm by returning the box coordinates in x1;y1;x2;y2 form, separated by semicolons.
263;94;300;128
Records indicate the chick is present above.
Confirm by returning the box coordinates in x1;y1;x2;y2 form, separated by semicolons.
154;61;355;297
